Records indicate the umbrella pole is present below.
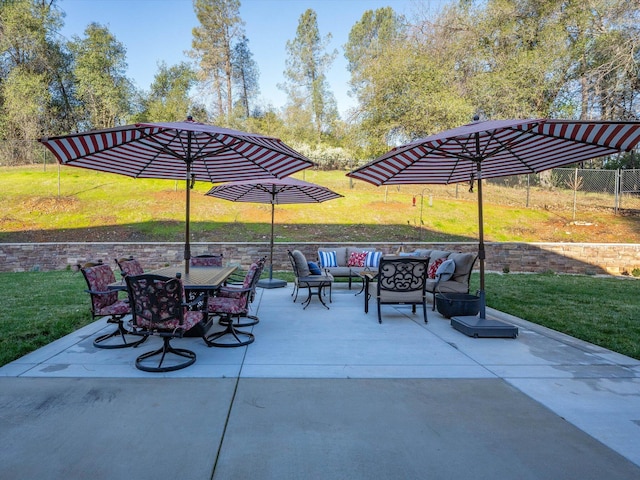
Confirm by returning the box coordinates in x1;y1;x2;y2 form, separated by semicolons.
184;135;193;274
269;202;275;280
451;163;517;338
257;200;286;289
476;163;486;319
185;174;191;274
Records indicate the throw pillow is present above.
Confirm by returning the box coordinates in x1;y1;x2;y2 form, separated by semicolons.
427;258;444;279
364;251;382;268
308;261;322;275
347;251;367;267
435;258;456;282
318;250;338;268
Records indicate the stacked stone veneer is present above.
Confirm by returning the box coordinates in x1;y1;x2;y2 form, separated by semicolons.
1;242;639;276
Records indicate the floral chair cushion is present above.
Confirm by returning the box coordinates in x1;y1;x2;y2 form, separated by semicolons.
117;258;144;276
191;255;223;267
82;263;120;312
208;295;248;315
208;262;261;315
127;275;203;332
217;263;258;300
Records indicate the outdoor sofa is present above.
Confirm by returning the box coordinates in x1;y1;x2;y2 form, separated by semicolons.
401;249;478;307
317;246;381;289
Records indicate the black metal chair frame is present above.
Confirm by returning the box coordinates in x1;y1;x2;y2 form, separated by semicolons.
288;250;333;310
78;261;146;350
218;256;266;328
369;257;430;324
126;274;207;372
204;262;262;348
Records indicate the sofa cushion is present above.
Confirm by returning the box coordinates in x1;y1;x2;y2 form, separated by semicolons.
448;252;476;281
435;258;456;282
369;281;424;303
325;266;351;276
291;250;311;277
428;250;451;262
347;251;367;267
426;279;469;294
299;273;334;286
318;250;338;268
412;249;432;258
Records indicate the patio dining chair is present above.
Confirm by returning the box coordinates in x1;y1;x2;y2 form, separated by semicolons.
125;273;208;372
115;256;145;277
78;260;145;349
190;253;224;267
367;256;430;324
215;256;266;328
204;261;261;347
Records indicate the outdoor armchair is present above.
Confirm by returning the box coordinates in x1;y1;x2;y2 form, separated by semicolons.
78;260;145;349
115;256;144;277
204;261;261;348
288;250;333;309
367;256;430;324
214;256;266;328
125;273;207;372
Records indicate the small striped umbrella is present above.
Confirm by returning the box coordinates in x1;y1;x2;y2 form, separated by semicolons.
206;178;343;288
39;118;315;272
347;118;640;319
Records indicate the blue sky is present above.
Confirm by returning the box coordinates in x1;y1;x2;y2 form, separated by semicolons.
59;0;448;117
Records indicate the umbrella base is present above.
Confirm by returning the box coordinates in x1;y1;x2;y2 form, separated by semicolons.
451;315;518;338
257;278;287;289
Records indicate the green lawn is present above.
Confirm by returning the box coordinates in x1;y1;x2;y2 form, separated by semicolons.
1;269;638;367
2;165;638;243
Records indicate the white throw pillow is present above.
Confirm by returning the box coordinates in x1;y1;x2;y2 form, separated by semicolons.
435;258;455;282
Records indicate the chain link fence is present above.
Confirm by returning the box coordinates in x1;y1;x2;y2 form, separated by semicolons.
352;168;640;218
486;168;640;214
7;144;640;215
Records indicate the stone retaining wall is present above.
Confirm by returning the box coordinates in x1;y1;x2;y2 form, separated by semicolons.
1;242;639;276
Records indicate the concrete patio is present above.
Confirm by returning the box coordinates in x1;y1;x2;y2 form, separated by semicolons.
1;281;639;479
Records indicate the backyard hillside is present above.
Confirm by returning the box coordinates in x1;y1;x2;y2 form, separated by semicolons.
1;166;639;244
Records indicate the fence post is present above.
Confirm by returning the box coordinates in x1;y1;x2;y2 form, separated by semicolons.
572;168;578;220
614;169;620;214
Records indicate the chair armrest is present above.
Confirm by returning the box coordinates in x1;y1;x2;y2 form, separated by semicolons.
217;286;252;295
85;288;113;296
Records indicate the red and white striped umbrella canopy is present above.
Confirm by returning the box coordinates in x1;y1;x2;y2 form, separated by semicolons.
347;118;640;319
39;118;315;182
205;177;342;205
38;118;315;273
206;178;342;287
347;118;640;185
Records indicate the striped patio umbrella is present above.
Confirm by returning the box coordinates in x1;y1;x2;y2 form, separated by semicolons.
39;118;315;272
347;118;640;321
206;177;342;288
